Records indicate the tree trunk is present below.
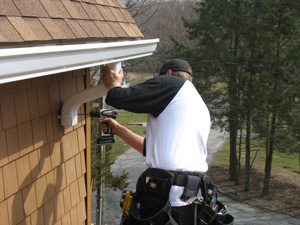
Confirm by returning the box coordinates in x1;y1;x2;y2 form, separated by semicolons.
245;61;254;191
262;112;276;196
245;109;251;191
229;118;238;181
236;126;243;185
229;0;241;181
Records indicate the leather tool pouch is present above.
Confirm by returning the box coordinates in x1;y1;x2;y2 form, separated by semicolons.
174;172;234;225
180;175;201;202
198;201;234;225
123;168;178;225
200;174;216;204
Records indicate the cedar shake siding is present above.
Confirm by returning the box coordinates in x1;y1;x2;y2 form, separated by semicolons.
0;69;89;225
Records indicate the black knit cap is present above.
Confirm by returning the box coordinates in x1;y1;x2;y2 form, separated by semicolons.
159;59;193;76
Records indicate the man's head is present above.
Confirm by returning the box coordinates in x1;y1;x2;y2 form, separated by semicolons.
159;59;193;82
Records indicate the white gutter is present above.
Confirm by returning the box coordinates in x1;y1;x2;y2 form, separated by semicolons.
0;38;159;84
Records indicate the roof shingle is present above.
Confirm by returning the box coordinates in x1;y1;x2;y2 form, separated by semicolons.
0;0;21;17
107;22;128;37
0;0;143;46
0;17;23;42
95;0;109;6
62;0;89;20
111;7;127;22
130;23;144;37
120;22;138;37
116;0;126;8
8;17;52;41
81;2;104;20
40;18;76;40
94;21;117;38
77;20;104;38
122;9;136;23
64;19;89;39
108;0;120;7
40;0;72;19
96;5;117;21
13;0;49;18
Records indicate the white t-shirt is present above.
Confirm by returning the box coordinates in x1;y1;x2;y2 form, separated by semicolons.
145;81;210;206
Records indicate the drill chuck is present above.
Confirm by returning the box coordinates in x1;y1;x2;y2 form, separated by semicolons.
101;109;118;118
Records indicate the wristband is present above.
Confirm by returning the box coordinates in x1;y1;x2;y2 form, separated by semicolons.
109;82;120;88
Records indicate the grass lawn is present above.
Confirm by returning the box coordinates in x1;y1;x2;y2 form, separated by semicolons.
103;109;147;162
211;139;300;177
116;109;147;124
108;125;146;161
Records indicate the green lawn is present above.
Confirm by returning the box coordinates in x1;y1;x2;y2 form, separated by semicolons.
104;109;147;162
211;139;300;177
116;109;147;124
108;125;146;161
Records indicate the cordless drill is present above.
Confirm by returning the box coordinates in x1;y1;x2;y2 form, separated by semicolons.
90;109;118;144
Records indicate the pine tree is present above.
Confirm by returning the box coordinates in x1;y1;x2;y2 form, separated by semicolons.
174;0;300;195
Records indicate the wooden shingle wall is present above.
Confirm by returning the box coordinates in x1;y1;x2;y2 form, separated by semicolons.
0;0;143;45
0;70;88;225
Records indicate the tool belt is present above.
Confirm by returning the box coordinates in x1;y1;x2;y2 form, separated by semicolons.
120;168;178;225
120;168;234;225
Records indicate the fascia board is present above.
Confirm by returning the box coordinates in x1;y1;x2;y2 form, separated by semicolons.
0;38;159;84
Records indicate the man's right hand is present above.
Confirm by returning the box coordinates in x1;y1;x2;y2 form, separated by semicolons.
101;66;123;90
100;117;145;154
99;118;120;135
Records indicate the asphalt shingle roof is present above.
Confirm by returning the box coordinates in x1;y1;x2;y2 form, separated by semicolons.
0;0;143;46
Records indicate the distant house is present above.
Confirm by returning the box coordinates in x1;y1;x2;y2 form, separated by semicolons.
0;1;158;225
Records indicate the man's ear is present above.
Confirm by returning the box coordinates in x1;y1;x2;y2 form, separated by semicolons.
166;70;173;76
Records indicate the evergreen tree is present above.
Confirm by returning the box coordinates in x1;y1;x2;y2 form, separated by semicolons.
174;0;300;195
259;1;300;196
176;0;248;182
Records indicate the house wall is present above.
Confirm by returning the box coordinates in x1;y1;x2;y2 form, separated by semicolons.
0;69;89;225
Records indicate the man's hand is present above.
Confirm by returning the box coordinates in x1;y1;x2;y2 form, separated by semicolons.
99;117;145;154
99;118;120;135
101;66;124;90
